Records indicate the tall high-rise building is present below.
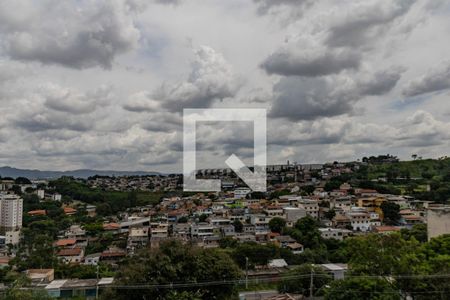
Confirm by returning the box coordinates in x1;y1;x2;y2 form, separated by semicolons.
0;193;23;232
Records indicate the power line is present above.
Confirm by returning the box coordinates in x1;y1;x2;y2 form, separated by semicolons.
9;273;450;291
96;273;450;290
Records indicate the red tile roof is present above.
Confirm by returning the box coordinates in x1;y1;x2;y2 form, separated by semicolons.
28;210;46;216
374;226;401;232
63;207;77;214
103;223;120;230
54;239;77;247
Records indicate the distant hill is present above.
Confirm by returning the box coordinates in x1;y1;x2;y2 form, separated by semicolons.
0;166;160;179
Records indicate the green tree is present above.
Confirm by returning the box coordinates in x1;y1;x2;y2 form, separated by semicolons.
219;237;238;248
15;177;32;185
343;233;422;276
178;216;189;223
111;240;242;300
278;264;331;296
268;217;286;233
324;277;400;300
198;214;208;222
232;242;279;268
287;216;322;249
232;219;243;233
324;180;342;192
301;185;315;195
400;224;427;243
324;209;336;220
3;275;52;300
12;234;58;271
380;202;401;225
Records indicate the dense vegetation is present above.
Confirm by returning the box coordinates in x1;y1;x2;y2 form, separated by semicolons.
102;240;242;300
322;157;450;203
49;177;163;215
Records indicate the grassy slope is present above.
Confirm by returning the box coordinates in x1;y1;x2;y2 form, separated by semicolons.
366;158;450;181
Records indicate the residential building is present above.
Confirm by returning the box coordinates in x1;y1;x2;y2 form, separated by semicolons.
26;269;55;283
331;197;352;211
319;228;352;241
127;227;149;252
221;225;235;237
37;190;45;199
233;188;251;199
283;207;306;223
348;209;371;232
373;226;401;235
52;193;62;201
297;199;319;219
0;180;14;191
57;248;84;264
264;206;284;217
274;236;303;254
190;223;215;238
427;206;450;240
4;230;20;245
65;225;86;239
150;221;169;238
321;264;348;280
250;215;271;234
84;253;101;266
0;193;23;232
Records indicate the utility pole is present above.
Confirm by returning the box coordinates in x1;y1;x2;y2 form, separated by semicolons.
245;256;249;289
309;267;314;299
96;264;99;299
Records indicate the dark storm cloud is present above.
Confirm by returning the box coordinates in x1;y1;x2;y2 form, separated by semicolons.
358;68;403;96
0;1;140;69
261;46;361;77
44;85;113;115
269;66;402;121
269;77;357;121
15;115;93;132
325;0;416;48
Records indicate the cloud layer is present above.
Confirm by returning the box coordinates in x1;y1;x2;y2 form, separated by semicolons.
0;0;449;172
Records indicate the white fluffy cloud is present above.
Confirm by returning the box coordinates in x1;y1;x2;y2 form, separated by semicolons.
123;91;161;112
157;46;241;112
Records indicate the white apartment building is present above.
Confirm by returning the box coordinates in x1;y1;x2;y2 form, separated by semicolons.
5;230;20;245
250;214;271;234
37;189;45;199
190;223;215;238
0;194;23;231
348;211;371;232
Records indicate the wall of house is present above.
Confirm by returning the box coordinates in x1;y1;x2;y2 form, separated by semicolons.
427;207;450;240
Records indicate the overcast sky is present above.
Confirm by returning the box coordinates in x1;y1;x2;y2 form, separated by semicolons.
1;0;450;172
